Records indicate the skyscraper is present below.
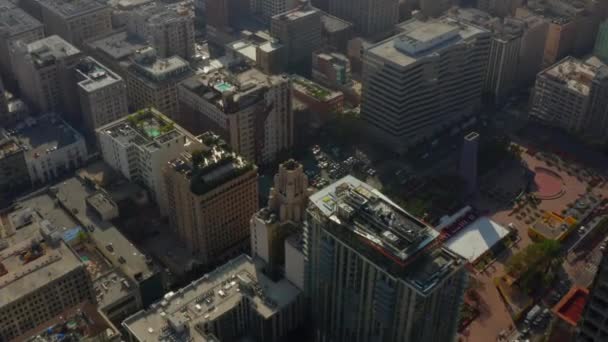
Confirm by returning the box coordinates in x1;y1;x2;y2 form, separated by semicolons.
460;132;480;196
304;176;467;341
327;0;399;38
595;20;608;64
576;252;608;341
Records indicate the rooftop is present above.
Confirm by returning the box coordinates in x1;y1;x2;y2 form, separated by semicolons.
0;134;24;159
25;35;82;69
7;114;84;160
75;57;123;92
0;0;43;37
86;30;149;61
272;6;319;22
291;75;342;102
553;287;589;326
542;56;605;96
320;12;353;33
368;17;488;68
36;0;109;19
168;132;255;195
443;217;511;263
130;48;192;84
123;255;301;342
447;7;524;40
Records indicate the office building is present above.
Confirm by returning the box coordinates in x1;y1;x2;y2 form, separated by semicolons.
362;17;491;153
251;159;313;272
20;0;111;47
123;255;304;342
576;251;608;341
11;35;84;124
5;113;87;185
0;0;44;87
0;131;29;192
327;0;399;38
320;12;354;52
312;51;352;89
75;57;129;140
515;11;549;84
164;132;258;266
178;65;293;164
97;108;202;215
85;29;150;78
0;221;95;341
252;0;299;23
304;176;467;341
125;47;193;119
206;0;251;30
271;6;323;72
595;20;608;64
531;57;608;142
127;2;195;60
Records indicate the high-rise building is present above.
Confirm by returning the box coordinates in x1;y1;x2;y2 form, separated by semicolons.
11;35;84;124
0;130;29;192
0;225;95;341
515;11;549;84
327;0;398;38
123;254;304;342
19;0;111;47
320;12;354;52
124;47;193;119
163;132;259;266
0;0;44;87
178;66;293;164
312;51;353;89
419;0;452;17
477;0;524;17
75;57;129;141
576;252;608;341
127;2;195;60
595;20;608;64
97;108;202;215
84;29;150;79
252;0;299;23
362;17;491;153
271;5;323;72
251;159;313;272
0;77;7;118
206;0;252;30
531;57;608;142
304;176;468;341
460;132;479;195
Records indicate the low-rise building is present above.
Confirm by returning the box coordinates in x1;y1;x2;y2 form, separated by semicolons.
291;75;344;123
122;254;304;342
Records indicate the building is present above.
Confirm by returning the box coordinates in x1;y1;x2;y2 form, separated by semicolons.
11;35;84;124
530;57;608;142
576;252;608;341
0;77;7;118
515;11;549;84
477;0;524;17
362;17;491;153
97;108;202;215
0;221;95;341
291;74;344;121
320;12;354;52
84;29;149;78
252;0;299;23
206;0;251;30
224;30;286;75
420;0;452;17
163;132;258;266
304;176;468;341
123;255;304;342
0;131;29;192
459;132;479;195
271;5;323;72
19;0;111;47
251;159;313;272
312;50;359;104
0;0;44;87
124;47;193;119
327;0;398;38
595;20;608;64
75;57;129;141
5;113;87;185
178;65;293;164
126;2;195;60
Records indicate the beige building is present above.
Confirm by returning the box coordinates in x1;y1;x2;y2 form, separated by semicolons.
125;47;193;119
164;132;259;266
11;35;84;124
76;57;129;140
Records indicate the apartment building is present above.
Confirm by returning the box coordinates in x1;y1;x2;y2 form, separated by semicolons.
304;176;468;341
123;255;304;342
11;35;84;124
515;11;549;84
127;2;195;60
75;57;129;140
97;108;202;215
576;252;608;341
362;17;491;152
19;0;112;47
125;47;193;119
163;133;259;266
178;65;293;164
0;0;44;87
327;0;398;38
530;56;608;142
271;5;323;72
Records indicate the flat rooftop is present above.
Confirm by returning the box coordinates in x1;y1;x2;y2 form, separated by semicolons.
86;30;149;61
0;135;24;159
26;35;81;69
542;57;604;96
123;255;301;342
9;114;83;159
291;75;342;102
320;12;352;33
368;17;487;68
130;49;191;84
37;0;109;19
0;0;43;37
272;7;318;22
448;8;523;40
444;217;511;263
75;57;123;92
553;287;588;327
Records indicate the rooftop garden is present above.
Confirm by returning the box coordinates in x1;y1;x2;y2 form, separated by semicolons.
293;77;332;101
126;108;175;139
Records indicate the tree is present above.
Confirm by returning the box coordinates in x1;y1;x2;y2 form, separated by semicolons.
506;239;561;293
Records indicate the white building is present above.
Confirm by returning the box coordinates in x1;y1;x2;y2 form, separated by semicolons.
96;108;202;215
7;113;87;185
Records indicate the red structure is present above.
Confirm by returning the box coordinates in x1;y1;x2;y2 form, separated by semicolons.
553;287;589;326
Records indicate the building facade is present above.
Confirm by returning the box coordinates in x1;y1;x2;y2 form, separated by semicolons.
362;17;491;152
252;0;299;23
327;0;398;38
164;133;258;266
595;20;608;64
304;176;468;342
0;131;29;192
576;252;608;341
